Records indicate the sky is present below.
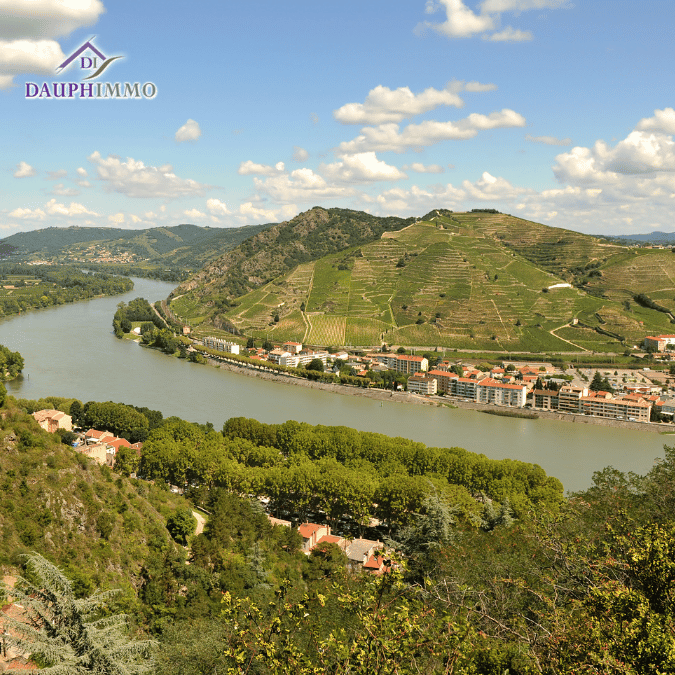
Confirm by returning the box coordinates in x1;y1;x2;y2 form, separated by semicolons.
2;0;675;237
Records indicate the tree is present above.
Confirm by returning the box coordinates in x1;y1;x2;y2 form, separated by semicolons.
0;553;156;674
305;358;324;372
167;507;197;545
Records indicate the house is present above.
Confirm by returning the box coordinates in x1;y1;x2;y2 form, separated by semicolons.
363;554;389;575
32;409;72;434
345;538;383;571
267;348;291;364
84;429;114;443
298;522;331;553
282;341;302;354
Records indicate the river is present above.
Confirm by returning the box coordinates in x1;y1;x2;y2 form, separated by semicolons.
0;276;667;493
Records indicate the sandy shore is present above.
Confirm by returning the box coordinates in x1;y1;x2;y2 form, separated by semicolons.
205;356;674;434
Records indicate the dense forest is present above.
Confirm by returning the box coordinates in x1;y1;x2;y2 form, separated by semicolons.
0;264;133;318
2;394;675;673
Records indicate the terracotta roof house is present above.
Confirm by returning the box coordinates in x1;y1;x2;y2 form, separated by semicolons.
32;409;72;434
298;523;331;553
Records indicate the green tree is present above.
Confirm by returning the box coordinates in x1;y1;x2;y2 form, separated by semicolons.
0;553;156;674
167;507;197;545
306;358;324;372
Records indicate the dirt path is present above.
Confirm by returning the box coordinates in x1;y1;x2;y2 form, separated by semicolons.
193;511;206;536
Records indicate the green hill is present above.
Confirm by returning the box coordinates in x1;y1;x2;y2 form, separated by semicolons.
1;222;275;271
170;209;675;352
0;399;190;593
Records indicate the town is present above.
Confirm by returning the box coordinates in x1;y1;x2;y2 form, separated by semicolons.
195;334;675;425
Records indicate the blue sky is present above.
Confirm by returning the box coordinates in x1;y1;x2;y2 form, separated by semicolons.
2;0;675;236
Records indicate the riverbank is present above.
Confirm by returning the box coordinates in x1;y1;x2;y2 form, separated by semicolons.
203;354;671;433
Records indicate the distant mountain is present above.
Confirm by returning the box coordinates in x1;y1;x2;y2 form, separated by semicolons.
1;222;276;270
608;231;675;245
170;209;675;351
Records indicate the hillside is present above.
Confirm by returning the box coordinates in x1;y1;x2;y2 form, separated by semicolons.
171;210;675;352
0;222;274;270
0;399;189;592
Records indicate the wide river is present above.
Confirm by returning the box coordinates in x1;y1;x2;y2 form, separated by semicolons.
0;277;667;493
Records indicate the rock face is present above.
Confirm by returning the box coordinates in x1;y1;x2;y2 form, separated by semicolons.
172;207;413;301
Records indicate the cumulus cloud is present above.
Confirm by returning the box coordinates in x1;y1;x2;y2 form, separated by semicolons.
403;162;445;173
13;161;35;177
51;183;79;196
175;118;202;143
45;198;98;217
334;80;497;125
417;0;568;42
88;151;209;198
76;167;87;176
0;0;105;40
0;1;105;88
206;198;231;216
321;152;407;184
525;134;571;146
238;160;285;176
338;109;526;154
8;206;45;219
293;146;309;162
253;168;356;204
238;201;297;223
636;107;675;135
183;208;206;220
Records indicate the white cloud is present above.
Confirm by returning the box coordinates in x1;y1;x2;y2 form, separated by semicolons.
0;0;105;40
338;109;526;154
13;160;35;177
45;198;98;217
321;152;407;184
253;168;356;204
417;0;568;41
51;183;80;196
206;198;231;216
108;213;125;224
636;108;675;135
525;134;571;146
175;118;202;143
88;151;209;198
334;83;464;125
76;167;87;177
404;162;445;173
334;80;498;125
183;208;206;220
485;26;532;41
238;160;285;176
238;201;296;223
8;206;45;219
0;38;65;88
293;146;309;162
46;169;67;180
0;1;105;88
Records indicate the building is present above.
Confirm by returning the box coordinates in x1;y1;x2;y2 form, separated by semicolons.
32;409;72;433
407;373;438;395
298;522;331;553
345;538;383;571
644;335;675;352
533;389;559;410
580;395;651;422
428;369;458;394
203;336;240;355
475;379;527;407
558;386;589;413
453;377;478;399
282;341;302;354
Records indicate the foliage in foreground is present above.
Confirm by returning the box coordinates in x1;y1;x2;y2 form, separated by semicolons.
1;553;156;674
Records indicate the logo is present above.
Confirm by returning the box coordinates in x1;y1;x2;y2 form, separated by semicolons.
25;37;157;100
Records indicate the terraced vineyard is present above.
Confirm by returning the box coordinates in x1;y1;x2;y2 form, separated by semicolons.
173;210;675;350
